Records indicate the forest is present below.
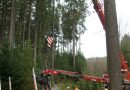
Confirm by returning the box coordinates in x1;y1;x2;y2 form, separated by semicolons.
0;0;130;90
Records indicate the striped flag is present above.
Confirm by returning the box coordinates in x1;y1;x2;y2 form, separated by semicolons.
47;36;53;47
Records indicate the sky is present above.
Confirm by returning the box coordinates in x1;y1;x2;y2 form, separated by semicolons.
80;0;130;58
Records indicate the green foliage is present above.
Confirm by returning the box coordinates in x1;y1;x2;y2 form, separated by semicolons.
16;46;34;90
54;51;87;72
0;42;33;90
54;52;73;71
121;34;130;66
54;79;103;90
76;80;103;90
75;51;86;72
0;0;89;89
0;43;23;90
61;0;87;41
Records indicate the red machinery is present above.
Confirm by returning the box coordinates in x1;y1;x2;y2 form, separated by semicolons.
42;69;107;83
40;69;108;90
38;0;130;90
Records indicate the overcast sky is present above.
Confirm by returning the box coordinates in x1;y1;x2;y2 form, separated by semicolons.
80;0;130;58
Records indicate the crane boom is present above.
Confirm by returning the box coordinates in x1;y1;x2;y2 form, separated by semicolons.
42;69;107;83
92;0;105;29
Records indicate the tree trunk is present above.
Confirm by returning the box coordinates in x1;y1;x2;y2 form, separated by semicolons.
9;0;15;48
73;27;75;70
62;37;64;52
34;27;37;68
52;0;55;69
104;0;122;90
22;1;27;48
28;0;32;42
